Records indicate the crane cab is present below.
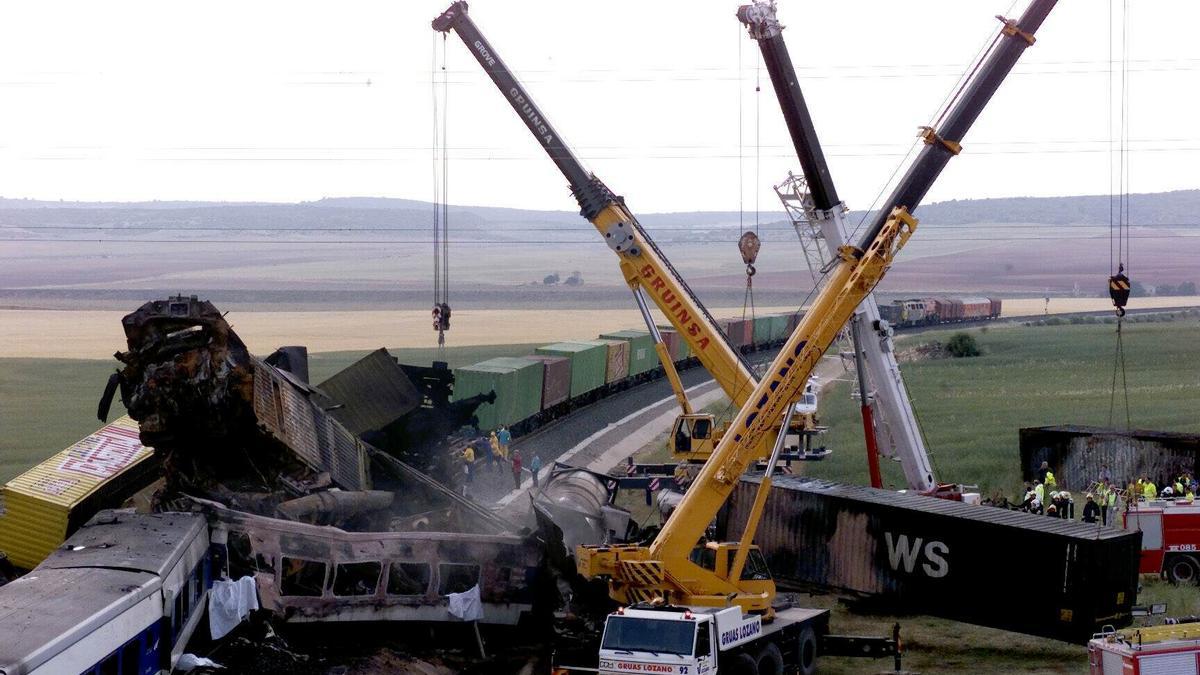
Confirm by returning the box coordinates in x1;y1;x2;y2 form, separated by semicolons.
668;378;826;465
670;413;719;461
690;541;775;602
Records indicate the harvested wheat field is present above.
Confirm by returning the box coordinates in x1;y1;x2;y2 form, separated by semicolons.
5;296;1199;359
1002;295;1200;317
0;305;800;359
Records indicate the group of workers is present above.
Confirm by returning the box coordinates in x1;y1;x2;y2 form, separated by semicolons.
460;426;543;492
1128;473;1197;502
1019;461;1197;526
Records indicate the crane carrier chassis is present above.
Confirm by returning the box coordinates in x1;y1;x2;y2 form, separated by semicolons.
553;602;899;675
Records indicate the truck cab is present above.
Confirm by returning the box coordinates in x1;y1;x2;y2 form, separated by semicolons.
1125;498;1200;583
596;603;825;675
598;607;718;675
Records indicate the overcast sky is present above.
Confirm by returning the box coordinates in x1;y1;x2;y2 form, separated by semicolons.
0;1;1195;213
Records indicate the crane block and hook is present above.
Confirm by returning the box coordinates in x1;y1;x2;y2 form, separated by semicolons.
738;231;760;277
1109;264;1130;317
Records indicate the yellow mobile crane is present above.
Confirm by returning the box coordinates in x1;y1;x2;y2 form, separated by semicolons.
436;1;1055;672
432;2;810;467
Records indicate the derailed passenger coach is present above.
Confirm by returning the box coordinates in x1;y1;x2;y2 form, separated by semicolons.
720;476;1140;643
0;510;211;675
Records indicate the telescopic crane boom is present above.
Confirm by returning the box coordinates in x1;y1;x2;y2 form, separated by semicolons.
576;0;1056;614
433;1;795;463
738;0;937;492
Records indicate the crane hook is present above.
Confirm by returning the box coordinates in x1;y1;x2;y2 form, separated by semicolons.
1108;263;1130;318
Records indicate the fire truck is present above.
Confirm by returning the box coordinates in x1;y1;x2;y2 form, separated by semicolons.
1124;499;1200;584
1089;623;1200;675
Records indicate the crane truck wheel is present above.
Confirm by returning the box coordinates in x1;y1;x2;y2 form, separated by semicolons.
754;642;784;675
796;626;818;675
723;652;757;675
1166;554;1200;585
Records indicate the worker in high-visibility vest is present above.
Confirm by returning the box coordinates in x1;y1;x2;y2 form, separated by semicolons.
1034;480;1045;508
1044;469;1057;491
1144;479;1158;500
462;444;475;483
1104;482;1117;525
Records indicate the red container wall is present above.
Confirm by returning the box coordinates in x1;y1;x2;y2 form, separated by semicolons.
721;319;752;348
787;312;800;333
922;297;942;323
656;327;684;363
961;298;991;319
945;299;964;321
522;355;570;409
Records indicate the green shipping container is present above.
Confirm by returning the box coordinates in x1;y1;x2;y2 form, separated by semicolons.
536;341;607;398
752;315;772;347
767;313;790;342
599;329;657;376
483;356;546;423
452;357;543;431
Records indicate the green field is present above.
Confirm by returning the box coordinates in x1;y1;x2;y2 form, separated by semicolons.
810;318;1200;498
0;343;539;484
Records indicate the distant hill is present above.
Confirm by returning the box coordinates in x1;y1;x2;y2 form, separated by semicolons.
873;189;1200;226
0;190;1195;236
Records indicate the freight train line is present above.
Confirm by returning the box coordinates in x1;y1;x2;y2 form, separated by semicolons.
495;382;724;517
487;303;1196;517
495;354;845;521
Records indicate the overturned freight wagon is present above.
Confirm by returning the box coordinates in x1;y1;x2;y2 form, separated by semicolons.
720;476;1140;643
0;416;160;570
1021;425;1200;492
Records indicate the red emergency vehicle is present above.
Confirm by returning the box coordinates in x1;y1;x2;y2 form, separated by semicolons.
1124;499;1200;583
1089;623;1200;675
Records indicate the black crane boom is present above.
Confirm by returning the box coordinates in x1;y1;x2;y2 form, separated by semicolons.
856;0;1057;248
737;3;840;211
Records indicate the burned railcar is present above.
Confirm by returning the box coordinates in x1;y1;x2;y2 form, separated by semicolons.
1021;425;1200;491
105;295;370;498
197;499;542;626
720;475;1140;643
107;296;493;496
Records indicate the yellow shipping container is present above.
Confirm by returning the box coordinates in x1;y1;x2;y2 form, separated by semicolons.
0;416;156;570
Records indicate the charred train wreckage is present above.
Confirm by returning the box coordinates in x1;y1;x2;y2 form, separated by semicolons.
97;295;550;628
